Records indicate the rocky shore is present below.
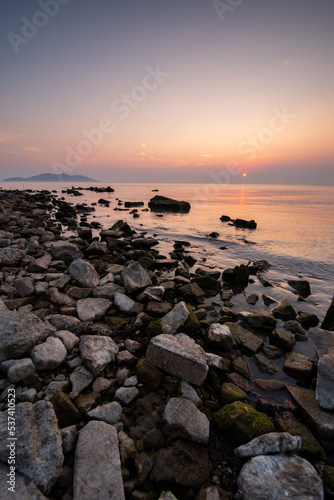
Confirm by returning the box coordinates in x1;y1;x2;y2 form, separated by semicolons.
0;187;334;500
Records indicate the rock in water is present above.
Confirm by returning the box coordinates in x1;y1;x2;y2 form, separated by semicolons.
73;421;125;500
321;294;334;331
0;311;51;362
0;401;64;494
237;455;323;499
148;195;191;213
288;279;311;297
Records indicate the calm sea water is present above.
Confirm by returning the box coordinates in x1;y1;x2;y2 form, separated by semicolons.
2;182;334;319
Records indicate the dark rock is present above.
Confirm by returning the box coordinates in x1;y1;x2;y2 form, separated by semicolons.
233;218;257;229
272;299;297;321
124;201;144;207
321;294;334;331
50;391;81;428
297;311;319;329
148;195;191;213
151;440;210;487
220;215;231;222
288;279;311;297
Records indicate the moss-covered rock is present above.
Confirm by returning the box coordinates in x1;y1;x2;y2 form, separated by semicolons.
145;302;200;338
220;383;249;405
213;401;274;446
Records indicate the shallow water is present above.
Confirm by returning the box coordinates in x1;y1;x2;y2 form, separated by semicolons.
2;181;334;319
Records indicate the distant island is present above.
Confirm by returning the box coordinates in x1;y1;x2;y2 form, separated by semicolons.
1;173;99;183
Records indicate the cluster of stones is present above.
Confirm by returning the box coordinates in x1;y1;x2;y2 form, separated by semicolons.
0;188;333;500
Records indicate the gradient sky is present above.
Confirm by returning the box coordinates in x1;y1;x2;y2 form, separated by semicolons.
0;0;333;183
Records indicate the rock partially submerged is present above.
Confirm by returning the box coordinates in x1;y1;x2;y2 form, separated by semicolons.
148;195;191;212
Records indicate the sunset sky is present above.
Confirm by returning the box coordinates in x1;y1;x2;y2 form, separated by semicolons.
0;0;333;183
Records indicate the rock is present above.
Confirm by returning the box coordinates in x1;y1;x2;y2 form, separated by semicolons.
115;386;139;405
0;311;51;362
234;432;302;457
308;327;334;357
193;275;222;296
0;247;26;265
0;462;48;499
321;294;334;331
113;292;144;316
158;492;178;500
134;451;153;484
29;252;52;273
60;425;78;454
177;282;205;305
0;298;9;312
7;358;35;383
93;283;125;299
146;333;208;386
287;385;334;441
73;421;125;500
76;298;111;322
146;301;200;337
297;311;319;329
151;439;210;488
137;286;165;302
214;401;275;446
246;293;259;305
50;391;82;427
163;397;209;444
207;323;235;352
49;241;82;261
121;260;152;293
0;401;64;494
237;310;277;330
272;299;297;321
46;314;83;334
253;354;278;375
69;258;100;288
223;264;250;287
136;359;163;390
283;352;314;379
53;330;79;352
316;353;334;410
226;322;264;354
15;277;35;297
254;379;285;392
270;328;296;351
288;279;312;298
237;454;323;500
220;382;248;405
86;240;107;255
233;218;257;229
262;294;278;306
70;365;94;399
87;401;122;424
31;337;67;371
178;381;202;407
145;301;173;317
48;287;75;306
148;195;191;213
276;417;327;462
195;486;229;500
79;335;118;376
220;215;231;222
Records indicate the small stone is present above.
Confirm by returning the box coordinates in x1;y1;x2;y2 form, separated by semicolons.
253;354;278;375
207;323;235;352
15;277;35;297
50;391;81;427
178;381;202;407
60;425;78;454
288;280;311;297
316;353;334;410
92;377;112;392
79;335;118;376
272;299;297;321
69;258;99;288
283;352;314;379
246;294;259;305
53;330;79;352
114;292;144;316
70;365;93;399
220;382;248;405
270;328;296;351
297;311;319;329
87;401;122;424
115;386;139;405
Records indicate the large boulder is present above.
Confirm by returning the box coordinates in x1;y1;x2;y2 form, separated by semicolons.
0;311;51;362
69;258;100;288
146;334;208;386
237;455;323;499
73;421;125;500
0;401;64;494
148;195;191;212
